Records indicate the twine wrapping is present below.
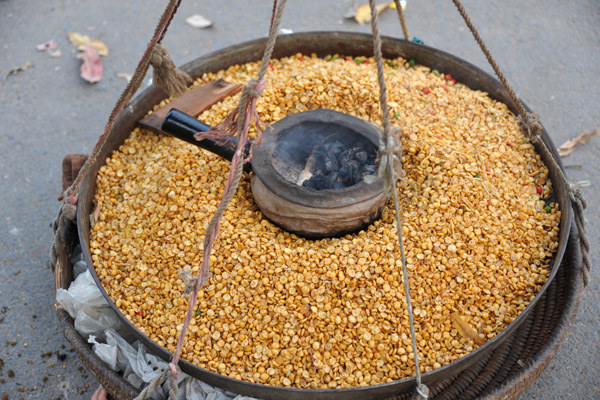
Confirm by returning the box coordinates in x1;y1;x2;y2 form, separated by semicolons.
151;43;192;98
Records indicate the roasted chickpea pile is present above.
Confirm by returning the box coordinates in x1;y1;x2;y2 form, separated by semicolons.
90;54;560;389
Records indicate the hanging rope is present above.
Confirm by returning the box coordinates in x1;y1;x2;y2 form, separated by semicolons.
188;0;286;287
572;185;591;285
48;1;189;398
132;1;290;398
51;154;87;269
393;0;410;41
451;0;542;141
369;1;429;398
60;0;185;205
451;0;591;287
269;0;279;32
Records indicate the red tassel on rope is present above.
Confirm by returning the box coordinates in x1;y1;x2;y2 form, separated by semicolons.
194;78;267;162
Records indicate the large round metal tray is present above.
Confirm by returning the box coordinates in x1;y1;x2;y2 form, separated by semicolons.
76;32;572;399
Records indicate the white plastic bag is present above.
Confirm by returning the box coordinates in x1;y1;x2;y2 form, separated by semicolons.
57;258;257;399
56;269;129;341
89;331;164;389
88;330;256;400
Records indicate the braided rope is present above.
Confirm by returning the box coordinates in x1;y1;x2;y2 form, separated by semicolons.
369;0;428;398
572;188;591;286
167;0;288;385
393;0;410;40
451;0;590;287
452;0;530;124
62;0;182;203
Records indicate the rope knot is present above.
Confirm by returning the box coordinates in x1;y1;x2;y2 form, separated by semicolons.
150;43;168;68
50;202;78;270
381;129;402;156
194;77;268;160
179;269;210;296
569;181;590;204
61;202;77;222
244;77;266;98
374;127;404;191
179;270;198;296
413;383;430;399
132;366;178;400
169;362;180;379
518;112;543;143
574;187;588;210
150;43;192;98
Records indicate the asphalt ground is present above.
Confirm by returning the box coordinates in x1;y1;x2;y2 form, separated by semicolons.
0;1;598;399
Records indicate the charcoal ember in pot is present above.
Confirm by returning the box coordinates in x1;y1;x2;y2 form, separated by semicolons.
301;141;377;190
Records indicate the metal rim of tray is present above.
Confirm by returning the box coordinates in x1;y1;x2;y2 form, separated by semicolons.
67;32;578;399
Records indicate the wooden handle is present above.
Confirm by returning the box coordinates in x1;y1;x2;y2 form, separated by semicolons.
161;109;253;172
138;79;241;131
